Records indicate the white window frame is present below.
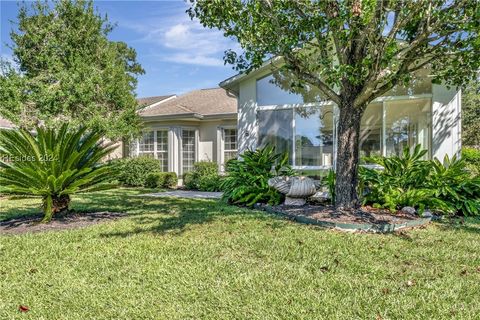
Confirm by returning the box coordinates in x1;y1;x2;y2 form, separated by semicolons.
179;127;199;176
255;93;433;171
218;125;238;172
257;101;336;170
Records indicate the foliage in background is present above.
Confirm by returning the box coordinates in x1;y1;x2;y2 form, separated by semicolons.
184;161;222;191
0;124;115;222
462;82;480;146
359;145;480;216
462;147;480;177
0;0;144;139
145;171;178;189
114;157;163;187
221;146;295;206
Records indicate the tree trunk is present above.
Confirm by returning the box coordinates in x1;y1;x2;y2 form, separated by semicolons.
42;194;70;223
335;98;365;210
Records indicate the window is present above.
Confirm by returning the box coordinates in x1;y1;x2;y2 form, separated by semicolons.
385;99;431;157
256;74;324;106
257;75;303;106
360;103;383;160
223;128;237;162
258;109;294;162
182;129;196;173
294;105;334;166
156;130;168;172
138;131;154;158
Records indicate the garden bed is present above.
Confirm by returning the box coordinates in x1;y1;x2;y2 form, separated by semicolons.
259;204;431;233
0;212;126;235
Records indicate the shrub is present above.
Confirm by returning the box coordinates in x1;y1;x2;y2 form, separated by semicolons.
220;145;295;206
359;145;480;216
145;171;178;189
462;147;480;176
163;172;178;188
184;161;222;191
0;125;115;222
115;156;162;187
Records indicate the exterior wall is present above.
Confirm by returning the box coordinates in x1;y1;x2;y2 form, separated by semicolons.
127;119;237;176
432;84;462;160
237;77;259;153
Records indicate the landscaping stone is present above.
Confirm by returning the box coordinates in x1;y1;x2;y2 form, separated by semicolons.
401;206;417;215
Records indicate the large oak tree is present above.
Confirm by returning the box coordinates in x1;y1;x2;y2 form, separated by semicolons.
0;0;144;139
189;0;480;208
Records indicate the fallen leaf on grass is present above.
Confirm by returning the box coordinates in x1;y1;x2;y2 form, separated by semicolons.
319;266;329;272
18;305;29;312
381;288;390;295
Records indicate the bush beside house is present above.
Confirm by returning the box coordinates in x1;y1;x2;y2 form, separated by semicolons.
145;172;178;189
114;157;176;188
358;145;480;216
184;161;222;191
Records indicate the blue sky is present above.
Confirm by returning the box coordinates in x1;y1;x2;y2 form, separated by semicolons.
0;0;239;97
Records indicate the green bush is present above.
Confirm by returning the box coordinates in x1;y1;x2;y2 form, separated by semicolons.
359;145;480;216
0;124;115;222
163;172;178;188
115;157;162;187
184;161;222;191
145;171;178;189
221;146;295;206
462;147;480;176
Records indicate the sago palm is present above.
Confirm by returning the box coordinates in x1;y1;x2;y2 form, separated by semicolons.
0;124;116;222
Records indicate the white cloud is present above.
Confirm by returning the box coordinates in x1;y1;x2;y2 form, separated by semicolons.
124;10;238;67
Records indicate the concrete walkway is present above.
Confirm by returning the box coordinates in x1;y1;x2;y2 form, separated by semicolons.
142;190;223;199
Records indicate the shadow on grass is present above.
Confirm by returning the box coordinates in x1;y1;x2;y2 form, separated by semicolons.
435;217;480;234
0;198;42;222
100;197;272;237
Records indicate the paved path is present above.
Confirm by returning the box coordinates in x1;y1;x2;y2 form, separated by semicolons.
142;190;223;199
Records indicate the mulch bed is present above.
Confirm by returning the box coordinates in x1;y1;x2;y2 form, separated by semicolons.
261;204;430;232
271;204;419;224
0;212;126;235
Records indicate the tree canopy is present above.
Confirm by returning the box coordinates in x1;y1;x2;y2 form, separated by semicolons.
189;0;480;208
0;0;144;139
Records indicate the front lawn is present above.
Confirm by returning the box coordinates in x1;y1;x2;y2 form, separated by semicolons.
1;188;479;319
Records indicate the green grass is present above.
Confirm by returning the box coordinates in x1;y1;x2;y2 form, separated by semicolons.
1;188;479;319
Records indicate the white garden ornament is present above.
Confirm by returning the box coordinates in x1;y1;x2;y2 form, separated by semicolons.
268;176;317;206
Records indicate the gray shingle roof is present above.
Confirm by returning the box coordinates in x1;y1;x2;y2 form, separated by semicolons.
137;95;176;108
138;88;237;118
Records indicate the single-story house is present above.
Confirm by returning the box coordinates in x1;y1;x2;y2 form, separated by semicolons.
127;88;238;178
219;66;461;176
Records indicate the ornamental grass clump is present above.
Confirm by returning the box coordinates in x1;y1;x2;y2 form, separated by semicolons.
0;124;116;222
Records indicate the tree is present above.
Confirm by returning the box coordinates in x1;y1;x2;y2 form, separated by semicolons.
462;81;480;147
0;124;115;222
189;0;480;209
0;0;144;139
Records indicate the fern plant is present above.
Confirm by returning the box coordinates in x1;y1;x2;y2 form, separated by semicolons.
0;125;116;222
220;145;294;206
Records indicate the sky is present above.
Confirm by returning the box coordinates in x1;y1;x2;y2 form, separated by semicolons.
0;0;239;97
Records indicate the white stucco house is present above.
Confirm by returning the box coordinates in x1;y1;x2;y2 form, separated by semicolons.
219;65;461;176
126;88;238;178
